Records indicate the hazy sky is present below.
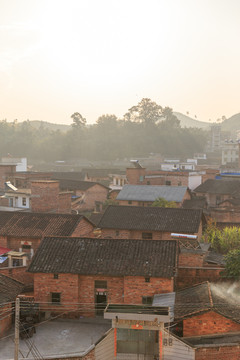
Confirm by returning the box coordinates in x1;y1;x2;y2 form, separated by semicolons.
1;0;240;124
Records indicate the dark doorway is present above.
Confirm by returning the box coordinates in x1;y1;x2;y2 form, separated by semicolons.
95;292;107;316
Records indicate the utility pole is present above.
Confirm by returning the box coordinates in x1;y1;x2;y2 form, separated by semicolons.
14;297;20;360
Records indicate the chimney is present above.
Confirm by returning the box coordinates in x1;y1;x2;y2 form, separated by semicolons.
31;180;60;213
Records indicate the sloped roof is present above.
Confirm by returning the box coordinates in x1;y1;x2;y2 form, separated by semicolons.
98;205;203;233
56;179;109;191
0;274;24;303
175;282;240;323
0;211;89;237
51;171;84;181
116;185;188;202
182;197;207;209
28;237;177;278
194;179;240;195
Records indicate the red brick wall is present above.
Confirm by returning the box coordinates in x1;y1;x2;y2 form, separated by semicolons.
34;273;79;315
195;345;240;360
178;253;204;267
123;276;173;304
101;228;201;240
176;267;223;289
75;185;108;211
71;218;94;237
0;235;8;248
0;266;33;286
183;311;240;336
0;303;12;337
58;192;72;213
78;275;124;316
126;168;146;185
34;273;173;317
31;180;60;212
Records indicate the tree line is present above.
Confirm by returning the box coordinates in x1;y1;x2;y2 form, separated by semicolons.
0;98;208;162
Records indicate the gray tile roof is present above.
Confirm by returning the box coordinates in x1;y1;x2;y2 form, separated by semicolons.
116;185;188;202
0;274;24;303
194;179;240;195
0;211;91;237
28;237;178;278
98;205;203;233
175;282;240;323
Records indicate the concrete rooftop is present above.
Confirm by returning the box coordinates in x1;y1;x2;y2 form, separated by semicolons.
0;318;111;360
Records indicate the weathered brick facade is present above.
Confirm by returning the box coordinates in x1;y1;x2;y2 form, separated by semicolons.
195;345;240;360
74;184;108;212
101;225;203;240
183;311;240;337
176;267;223;289
33;273;173;317
178;253;204;267
31;180;72;213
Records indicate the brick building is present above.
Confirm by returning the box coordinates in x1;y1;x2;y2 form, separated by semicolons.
28;237;178;317
0;211;94;260
116;184;191;207
175;282;240;337
98;205;205;240
194;179;240;207
55;179;109;212
126;167;204;190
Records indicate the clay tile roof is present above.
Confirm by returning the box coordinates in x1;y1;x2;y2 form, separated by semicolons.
0;211;87;237
28;237;178;278
0;274;24;303
175;282;240;323
98;205;203;233
194;179;240;195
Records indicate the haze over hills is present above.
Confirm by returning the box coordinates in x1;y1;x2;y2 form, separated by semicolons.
173;112;210;129
4;112;240;134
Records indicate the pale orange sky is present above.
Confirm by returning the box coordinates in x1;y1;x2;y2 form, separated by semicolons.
0;0;240;124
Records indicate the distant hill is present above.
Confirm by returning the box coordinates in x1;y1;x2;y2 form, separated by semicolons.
221;113;240;133
173;112;210;129
28;120;70;132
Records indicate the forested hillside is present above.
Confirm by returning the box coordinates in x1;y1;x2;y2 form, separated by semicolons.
0;99;208;162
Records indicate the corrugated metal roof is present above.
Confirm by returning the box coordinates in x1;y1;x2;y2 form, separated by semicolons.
116;185;188;202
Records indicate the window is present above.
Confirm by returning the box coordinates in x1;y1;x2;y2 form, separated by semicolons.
22;197;26;206
53;274;59;279
9;198;13;207
165;180;171;186
145;277;150;283
115;230;119;236
142;232;152;240
95;280;107;288
128;200;132;204
51;292;61;304
142;296;153;305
